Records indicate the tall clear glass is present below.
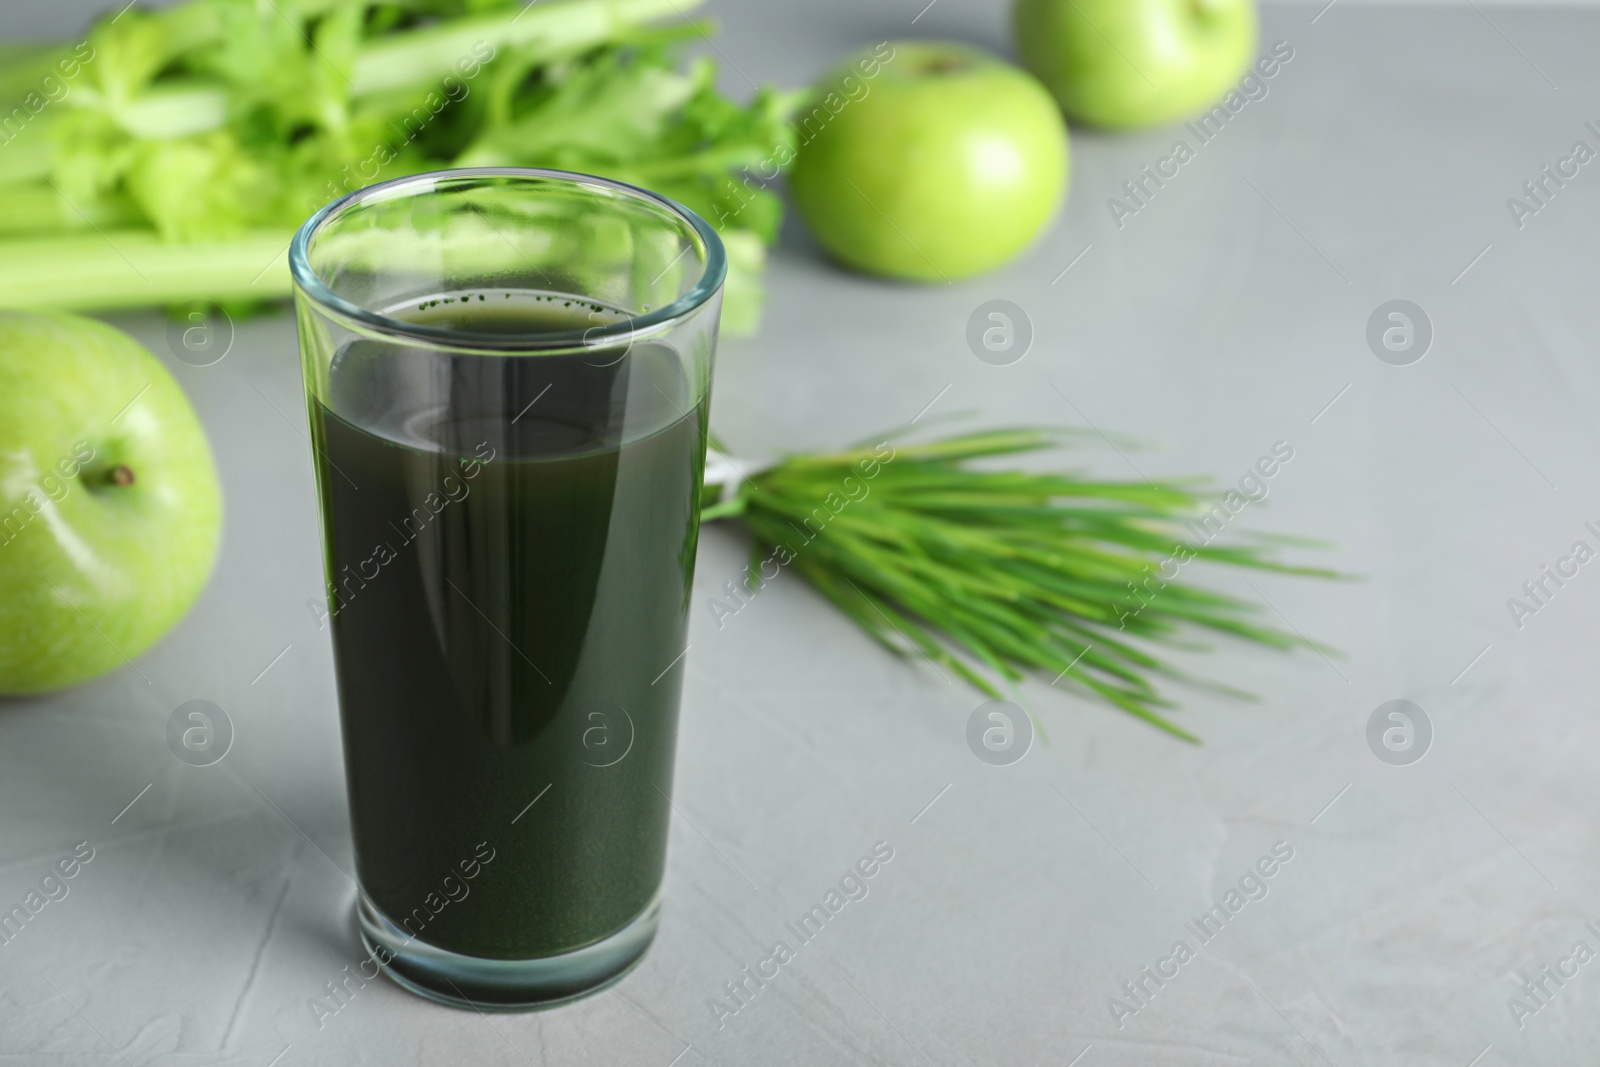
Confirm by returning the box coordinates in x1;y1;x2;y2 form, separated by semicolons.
289;169;722;1009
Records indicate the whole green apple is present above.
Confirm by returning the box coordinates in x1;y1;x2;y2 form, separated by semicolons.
1014;0;1257;128
0;311;222;694
789;41;1068;282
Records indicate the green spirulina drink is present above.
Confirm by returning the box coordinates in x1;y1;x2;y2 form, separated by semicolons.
293;170;723;1009
309;295;704;985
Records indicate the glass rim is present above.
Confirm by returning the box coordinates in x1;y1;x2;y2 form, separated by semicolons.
288;166;727;353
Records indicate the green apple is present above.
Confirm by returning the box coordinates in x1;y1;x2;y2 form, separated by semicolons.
1014;0;1257;128
789;41;1068;282
0;311;221;694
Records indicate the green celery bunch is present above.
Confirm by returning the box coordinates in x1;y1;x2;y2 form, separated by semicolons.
0;0;795;331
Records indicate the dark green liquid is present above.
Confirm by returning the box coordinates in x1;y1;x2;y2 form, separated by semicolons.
308;295;705;960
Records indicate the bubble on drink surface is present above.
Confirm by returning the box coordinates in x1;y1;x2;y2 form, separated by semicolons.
966;300;1033;366
165;303;235;367
1366;300;1431;366
1366;699;1431;766
966;700;1033;766
167;700;233;767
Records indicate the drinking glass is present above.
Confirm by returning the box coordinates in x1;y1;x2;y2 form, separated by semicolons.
289;168;722;1009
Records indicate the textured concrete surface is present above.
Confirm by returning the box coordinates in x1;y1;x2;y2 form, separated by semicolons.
5;1;1600;1065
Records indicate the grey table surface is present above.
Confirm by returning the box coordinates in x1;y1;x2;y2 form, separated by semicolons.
6;1;1600;1064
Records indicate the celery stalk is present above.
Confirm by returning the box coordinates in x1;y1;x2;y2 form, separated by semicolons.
0;229;294;311
0;182;145;235
111;83;229;138
0;0;783;330
350;0;704;95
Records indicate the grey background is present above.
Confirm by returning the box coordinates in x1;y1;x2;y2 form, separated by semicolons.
4;0;1600;1065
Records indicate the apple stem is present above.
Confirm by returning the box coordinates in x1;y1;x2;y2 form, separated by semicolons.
110;465;135;487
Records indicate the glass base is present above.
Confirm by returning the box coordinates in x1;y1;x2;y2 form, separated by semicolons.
357;890;660;1011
